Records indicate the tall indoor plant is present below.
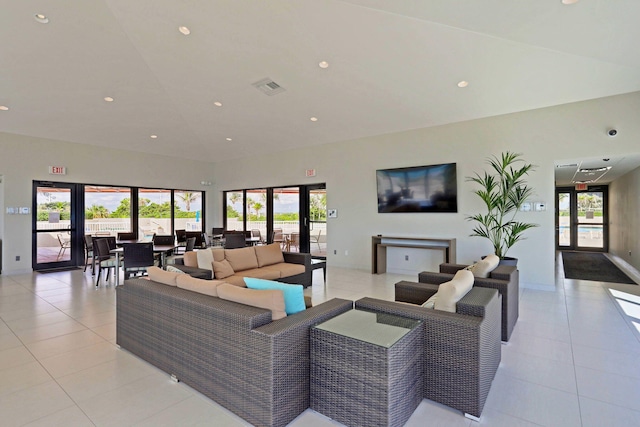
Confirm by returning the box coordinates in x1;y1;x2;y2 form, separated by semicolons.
467;151;537;263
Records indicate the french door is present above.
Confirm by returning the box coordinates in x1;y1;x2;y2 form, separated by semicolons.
556;186;608;252
32;181;83;270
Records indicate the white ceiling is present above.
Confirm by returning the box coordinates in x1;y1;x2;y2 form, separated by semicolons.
1;0;640;163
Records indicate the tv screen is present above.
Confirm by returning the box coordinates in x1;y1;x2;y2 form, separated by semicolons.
376;163;457;213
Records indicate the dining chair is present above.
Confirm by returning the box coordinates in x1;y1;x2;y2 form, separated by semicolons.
289;232;300;252
186;231;205;248
122;243;155;280
224;232;246;249
83;235;93;272
309;229;322;251
273;228;285;249
94;238;118;286
117;232;137;241
185;237;197;252
57;233;71;259
251;229;265;244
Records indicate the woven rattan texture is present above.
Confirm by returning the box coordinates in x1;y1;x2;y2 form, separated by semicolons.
355;286;501;418
419;263;519;341
311;311;423;427
116;278;352;427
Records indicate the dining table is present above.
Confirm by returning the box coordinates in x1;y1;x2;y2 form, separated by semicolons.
110;244;176;286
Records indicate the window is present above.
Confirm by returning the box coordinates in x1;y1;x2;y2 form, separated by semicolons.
138;189;172;237
174;190;203;232
84;186;131;236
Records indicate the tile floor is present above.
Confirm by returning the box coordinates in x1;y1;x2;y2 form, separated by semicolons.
1;255;640;426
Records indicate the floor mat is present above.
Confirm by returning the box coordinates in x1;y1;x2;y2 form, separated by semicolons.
562;251;636;284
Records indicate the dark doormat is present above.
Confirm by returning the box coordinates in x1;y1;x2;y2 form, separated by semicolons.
562;251;636;284
37;266;82;274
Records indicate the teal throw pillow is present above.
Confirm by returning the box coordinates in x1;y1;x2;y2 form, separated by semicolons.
244;277;306;315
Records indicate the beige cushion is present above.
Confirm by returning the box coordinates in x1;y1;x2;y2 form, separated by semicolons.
196;249;214;270
213;259;235;279
470;254;500;278
255;243;285;267
217;283;287;320
225;247;259;272
270;262;305;278
183;251;198;268
433;270;474;313
176;274;225;297
147;266;180;286
221;275;248;287
236;267;281;281
212;248;225;262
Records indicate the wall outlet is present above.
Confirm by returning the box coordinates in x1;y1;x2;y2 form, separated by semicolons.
333;250;337;255
405;255;409;261
15;255;20;261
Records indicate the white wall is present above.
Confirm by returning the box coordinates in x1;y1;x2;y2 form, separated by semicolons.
212;91;640;287
0;133;214;274
609;165;640;271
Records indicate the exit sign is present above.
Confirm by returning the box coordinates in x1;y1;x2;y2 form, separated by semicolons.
49;166;66;175
575;183;588;190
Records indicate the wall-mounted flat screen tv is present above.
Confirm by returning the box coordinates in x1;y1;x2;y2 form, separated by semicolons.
376;163;457;213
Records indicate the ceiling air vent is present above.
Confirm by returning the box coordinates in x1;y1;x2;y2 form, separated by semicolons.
253;78;286;96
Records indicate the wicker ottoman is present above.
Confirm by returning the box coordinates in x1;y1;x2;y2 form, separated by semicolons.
310;309;424;427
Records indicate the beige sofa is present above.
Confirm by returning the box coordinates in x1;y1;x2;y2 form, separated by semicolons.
173;243;312;287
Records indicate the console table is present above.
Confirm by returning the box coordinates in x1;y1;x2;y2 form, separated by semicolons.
371;235;456;274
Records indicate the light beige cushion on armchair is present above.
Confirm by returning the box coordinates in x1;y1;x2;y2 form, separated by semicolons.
465;254;500;278
255;243;285;267
428;269;474;313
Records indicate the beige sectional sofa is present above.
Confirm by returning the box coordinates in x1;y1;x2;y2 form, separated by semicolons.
173;243;312;287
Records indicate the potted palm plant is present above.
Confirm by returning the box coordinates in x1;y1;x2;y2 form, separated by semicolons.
467;151;537;265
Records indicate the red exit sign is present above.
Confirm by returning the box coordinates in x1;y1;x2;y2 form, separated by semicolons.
48;166;66;175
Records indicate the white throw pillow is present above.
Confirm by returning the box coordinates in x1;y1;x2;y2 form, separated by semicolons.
165;265;185;274
196;249;214;270
433;270;474;313
472;254;500;278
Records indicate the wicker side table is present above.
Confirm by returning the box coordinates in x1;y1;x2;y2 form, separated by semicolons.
311;309;423;427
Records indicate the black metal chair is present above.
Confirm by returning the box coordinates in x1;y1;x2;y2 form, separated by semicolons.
122;243;155;280
224;232;246;249
175;229;187;254
185;237;196;252
117;232;137;241
186;231;205;249
152;235;175;266
94;238;118;286
83;235;93;272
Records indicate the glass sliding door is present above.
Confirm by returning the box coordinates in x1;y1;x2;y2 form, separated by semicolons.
225;191;244;232
557;191;571;248
138;188;172;238
306;185;327;258
576;190;605;250
273;187;300;251
84;186;131;237
175;190;203;232
33;182;78;269
246;189;267;242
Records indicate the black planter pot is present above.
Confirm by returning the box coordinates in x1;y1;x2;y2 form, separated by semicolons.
498;257;518;267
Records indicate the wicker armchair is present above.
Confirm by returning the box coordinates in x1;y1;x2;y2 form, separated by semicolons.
355;285;501;419
416;263;519;341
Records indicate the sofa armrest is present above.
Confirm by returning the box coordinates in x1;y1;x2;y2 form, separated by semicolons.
439;263;469;274
170;264;213;280
282;251;311;268
395;281;439;305
418;271;454;285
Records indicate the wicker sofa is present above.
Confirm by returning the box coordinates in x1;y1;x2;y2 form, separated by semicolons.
116;278;352;427
172;243;313;287
355;284;501;419
416;263;519;341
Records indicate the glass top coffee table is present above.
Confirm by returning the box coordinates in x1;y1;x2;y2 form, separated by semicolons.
311;309;423;427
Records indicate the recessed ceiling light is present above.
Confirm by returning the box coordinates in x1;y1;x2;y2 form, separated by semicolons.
34;14;49;24
104;96;114;102
310;117;318;122
562;0;579;4
226;137;232;141
150;135;158;139
457;81;469;88
213;101;223;107
318;61;329;69
178;26;191;35
0;105;9;111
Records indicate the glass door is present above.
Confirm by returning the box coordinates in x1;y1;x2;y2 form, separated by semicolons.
33;182;79;270
306;185;326;258
273;187;300;252
555;187;607;252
